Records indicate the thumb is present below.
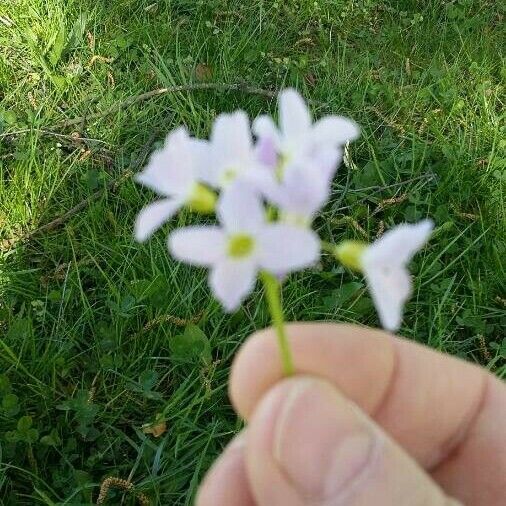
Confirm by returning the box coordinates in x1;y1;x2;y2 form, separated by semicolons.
245;377;461;506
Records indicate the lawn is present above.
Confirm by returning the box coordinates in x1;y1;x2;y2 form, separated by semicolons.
0;0;504;504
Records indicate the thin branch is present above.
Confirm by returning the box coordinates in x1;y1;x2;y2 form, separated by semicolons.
1;132;158;252
58;82;278;128
0;128;110;144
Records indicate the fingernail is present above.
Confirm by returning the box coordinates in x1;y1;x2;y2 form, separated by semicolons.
272;378;378;501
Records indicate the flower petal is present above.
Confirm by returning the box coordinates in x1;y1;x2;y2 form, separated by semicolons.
211;111;253;163
268;165;329;223
252;115;281;147
134;198;183;242
258;224;320;274
312;146;342;182
190;139;215;186
168;226;226;266
217;182;265;233
364;265;411;332
210;259;257;311
136;127;195;197
255;136;278;169
312;116;360;146
279;88;312;141
367;220;434;265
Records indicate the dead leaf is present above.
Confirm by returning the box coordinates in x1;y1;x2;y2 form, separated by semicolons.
86;32;95;52
195;63;213;82
145;3;158;13
142;416;167;438
107;71;115;88
304;72;316;87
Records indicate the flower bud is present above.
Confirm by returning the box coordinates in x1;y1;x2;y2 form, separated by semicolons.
335;240;367;271
187;183;217;214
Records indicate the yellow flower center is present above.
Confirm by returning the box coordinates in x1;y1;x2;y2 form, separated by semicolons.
187;183;217;214
228;234;255;258
221;167;238;185
335;240;368;271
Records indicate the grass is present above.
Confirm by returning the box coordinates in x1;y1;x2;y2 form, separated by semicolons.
0;0;504;503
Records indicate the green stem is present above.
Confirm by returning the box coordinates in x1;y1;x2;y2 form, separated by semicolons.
261;271;295;376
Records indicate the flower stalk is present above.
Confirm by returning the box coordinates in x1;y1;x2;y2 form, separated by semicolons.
261;271;295;376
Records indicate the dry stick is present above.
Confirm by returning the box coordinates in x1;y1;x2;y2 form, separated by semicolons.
330;173;435;214
0;128;110;144
2;132;158;252
1;84;327;252
58;83;278;128
1;84;280;251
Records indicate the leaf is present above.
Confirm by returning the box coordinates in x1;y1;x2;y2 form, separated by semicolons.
51;74;67;89
129;278;160;302
49;23;66;66
40;428;61;447
7;318;32;340
14;416;39;443
4;431;19;443
81;169;103;190
139;370;158;391
25;428;39;444
0;110;17;125
323;282;364;309
336;282;364;305
352;161;381;187
0;374;11;395
2;393;20;416
57;390;99;429
169;324;211;364
17;415;33;432
68;12;88;48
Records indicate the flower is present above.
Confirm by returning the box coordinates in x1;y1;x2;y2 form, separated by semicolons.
252;88;360;180
168;183;320;311
134;127;216;242
336;220;434;331
206;111;263;189
252;89;360;226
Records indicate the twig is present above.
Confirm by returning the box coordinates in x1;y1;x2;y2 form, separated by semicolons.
330;173;435;214
0;128;109;144
58;83;278;128
1;132;158;252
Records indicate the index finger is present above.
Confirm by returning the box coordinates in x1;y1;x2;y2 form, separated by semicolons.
229;323;506;505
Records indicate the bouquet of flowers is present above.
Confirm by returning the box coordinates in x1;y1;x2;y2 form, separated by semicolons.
134;89;433;375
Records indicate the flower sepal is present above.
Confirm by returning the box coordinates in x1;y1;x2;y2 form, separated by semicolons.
187;183;217;214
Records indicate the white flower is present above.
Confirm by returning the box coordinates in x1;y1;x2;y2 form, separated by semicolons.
168;183;320;311
134;127;215;242
207;111;263;189
253;88;360;179
252;89;359;225
361;220;434;331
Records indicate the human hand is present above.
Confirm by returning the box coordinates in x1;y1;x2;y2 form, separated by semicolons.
196;324;505;505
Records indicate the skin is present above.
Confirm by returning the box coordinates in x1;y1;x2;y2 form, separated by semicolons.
196;323;506;505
